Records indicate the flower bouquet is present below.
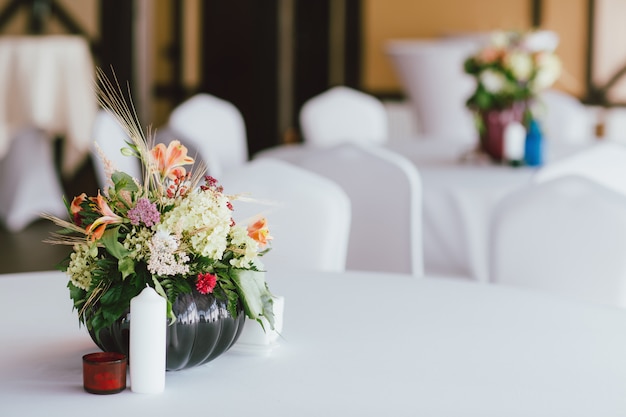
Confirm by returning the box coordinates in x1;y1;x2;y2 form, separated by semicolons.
463;30;561;161
44;73;274;367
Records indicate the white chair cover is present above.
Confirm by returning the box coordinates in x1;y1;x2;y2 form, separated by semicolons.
299;86;388;147
167;94;248;178
490;175;626;307
219;159;351;272
386;39;477;144
534;89;594;144
297;143;423;275
533;141;626;196
0;127;67;231
91;110;142;191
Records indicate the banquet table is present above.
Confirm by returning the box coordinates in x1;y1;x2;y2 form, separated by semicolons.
2;269;626;416
255;139;587;282
0;35;96;175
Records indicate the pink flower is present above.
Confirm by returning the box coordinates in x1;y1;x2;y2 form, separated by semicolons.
478;46;502;64
196;272;217;294
247;218;272;247
85;192;123;241
127;197;160;226
151;140;194;180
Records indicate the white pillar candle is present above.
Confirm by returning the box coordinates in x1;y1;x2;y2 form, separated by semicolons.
504;121;526;163
130;286;166;394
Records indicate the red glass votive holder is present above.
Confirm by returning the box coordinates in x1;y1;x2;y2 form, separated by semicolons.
82;352;128;394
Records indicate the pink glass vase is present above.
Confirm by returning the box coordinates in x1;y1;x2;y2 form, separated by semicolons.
478;102;526;162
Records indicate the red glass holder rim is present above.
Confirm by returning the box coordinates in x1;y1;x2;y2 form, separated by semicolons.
82;352;127;365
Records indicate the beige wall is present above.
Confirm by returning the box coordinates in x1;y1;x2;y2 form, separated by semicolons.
0;1;603;114
542;0;587;97
593;0;626;102
0;0;97;37
362;0;587;98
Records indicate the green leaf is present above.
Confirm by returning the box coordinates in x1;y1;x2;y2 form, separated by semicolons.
118;256;136;279
231;269;275;330
101;227;130;261
112;171;139;193
152;277;176;324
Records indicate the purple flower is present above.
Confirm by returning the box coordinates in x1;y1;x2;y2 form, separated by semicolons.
128;198;160;227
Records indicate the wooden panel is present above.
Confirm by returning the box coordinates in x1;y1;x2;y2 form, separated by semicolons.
362;0;531;93
542;0;588;97
201;0;279;155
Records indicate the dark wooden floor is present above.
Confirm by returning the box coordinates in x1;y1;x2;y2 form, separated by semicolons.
0;154;99;274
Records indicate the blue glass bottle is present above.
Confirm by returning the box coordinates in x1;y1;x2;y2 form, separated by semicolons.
524;119;543;166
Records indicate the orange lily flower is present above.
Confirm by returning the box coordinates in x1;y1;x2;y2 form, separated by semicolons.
247;218;272;247
70;193;87;225
85;192;123;241
151;140;194;180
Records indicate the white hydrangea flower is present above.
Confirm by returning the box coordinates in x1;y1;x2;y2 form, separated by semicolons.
480;69;508;93
123;226;153;261
228;225;260;268
158;189;232;260
67;243;96;290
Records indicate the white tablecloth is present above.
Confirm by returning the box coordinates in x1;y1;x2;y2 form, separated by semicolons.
1;269;626;416
0;35;96;176
255;140;586;282
387;140;585;281
0;35;97;231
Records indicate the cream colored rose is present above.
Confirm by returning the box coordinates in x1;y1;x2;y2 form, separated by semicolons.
506;51;533;82
532;52;562;91
490;31;510;49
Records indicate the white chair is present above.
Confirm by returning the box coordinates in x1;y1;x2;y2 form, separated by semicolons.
91;109;142;190
533;141;626;196
490;175;626;307
297;142;423;275
167;93;248;178
534;89;594;144
0;127;67;232
299;86;388;147
386;39;477;144
219;159;351;272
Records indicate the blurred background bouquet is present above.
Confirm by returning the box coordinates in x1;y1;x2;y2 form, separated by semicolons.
464;29;562;111
463;30;562;162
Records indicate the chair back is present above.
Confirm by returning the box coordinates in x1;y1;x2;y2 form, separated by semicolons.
533;141;626;196
219;159;351;272
299;86;388;147
168;94;248;177
0;127;66;231
490;175;626;307
91;109;142;190
298;142;423;275
534;89;594;144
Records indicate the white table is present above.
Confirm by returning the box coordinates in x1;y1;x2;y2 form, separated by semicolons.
255;140;586;282
2;269;626;416
0;35;96;175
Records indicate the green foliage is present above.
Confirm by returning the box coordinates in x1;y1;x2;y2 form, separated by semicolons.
112;171;139;194
232;269;275;330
